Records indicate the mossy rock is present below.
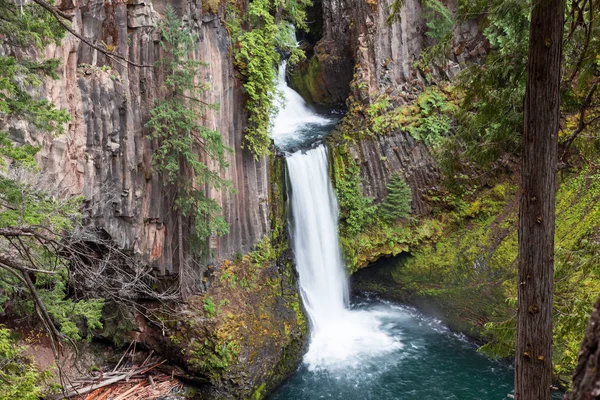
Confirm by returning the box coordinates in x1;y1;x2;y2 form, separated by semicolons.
288;39;352;107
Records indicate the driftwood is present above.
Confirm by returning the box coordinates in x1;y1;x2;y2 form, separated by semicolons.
50;347;181;400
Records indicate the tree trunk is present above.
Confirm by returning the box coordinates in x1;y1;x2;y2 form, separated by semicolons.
515;1;564;399
178;214;188;301
568;295;600;399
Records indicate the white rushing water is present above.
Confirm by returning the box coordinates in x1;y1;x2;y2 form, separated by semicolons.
271;63;400;371
270;62;333;151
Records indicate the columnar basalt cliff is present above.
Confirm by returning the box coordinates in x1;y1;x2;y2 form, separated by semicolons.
344;131;438;216
291;1;485;215
33;0;269;274
318;0;484;104
316;1;485;218
4;0;308;397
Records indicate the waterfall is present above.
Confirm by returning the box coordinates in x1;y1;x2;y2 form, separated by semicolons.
271;63;400;371
271;61;333;152
287;146;349;329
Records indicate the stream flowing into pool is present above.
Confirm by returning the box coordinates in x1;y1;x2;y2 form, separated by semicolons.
268;63;542;399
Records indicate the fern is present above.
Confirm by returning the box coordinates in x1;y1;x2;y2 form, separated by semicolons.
227;0;312;158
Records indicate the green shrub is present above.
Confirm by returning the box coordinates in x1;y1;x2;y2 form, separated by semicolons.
227;0;312;158
203;297;217;317
0;327;51;400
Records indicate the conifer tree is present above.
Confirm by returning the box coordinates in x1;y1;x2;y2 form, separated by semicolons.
146;7;233;296
515;0;564;398
380;173;412;221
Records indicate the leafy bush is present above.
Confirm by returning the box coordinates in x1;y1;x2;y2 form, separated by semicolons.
227;0;312;158
422;0;453;40
333;151;377;237
366;88;453;147
203;297;217;318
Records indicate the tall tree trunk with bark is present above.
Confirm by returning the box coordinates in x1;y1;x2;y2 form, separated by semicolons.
567;295;600;399
516;1;565;399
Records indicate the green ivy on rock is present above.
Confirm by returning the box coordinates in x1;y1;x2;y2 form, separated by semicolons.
227;0;312;158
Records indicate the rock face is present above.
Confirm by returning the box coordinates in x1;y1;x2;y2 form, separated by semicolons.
316;0;483;212
293;0;427;106
288;39;353;107
313;0;484;104
347;131;438;216
32;0;269;275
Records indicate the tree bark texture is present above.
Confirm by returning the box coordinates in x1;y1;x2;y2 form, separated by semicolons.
516;1;564;399
568;295;600;399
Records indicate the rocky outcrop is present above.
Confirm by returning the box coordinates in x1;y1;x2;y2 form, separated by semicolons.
125;156;306;399
287;0;354;107
318;0;484;213
303;0;484;105
29;0;269;275
288;39;353;107
348;130;438;215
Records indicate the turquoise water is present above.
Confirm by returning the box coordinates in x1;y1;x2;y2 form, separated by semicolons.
271;298;562;400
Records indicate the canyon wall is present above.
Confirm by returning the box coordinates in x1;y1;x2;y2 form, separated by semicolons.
26;0;269;275
314;0;484;214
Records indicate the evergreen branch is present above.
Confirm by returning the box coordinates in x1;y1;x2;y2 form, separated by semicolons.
561;81;598;160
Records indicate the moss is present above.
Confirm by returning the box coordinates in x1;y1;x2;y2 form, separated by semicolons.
188;339;240;380
204;0;220;13
351;168;600;386
150;151;305;399
251;383;267;399
351;180;520;335
288;56;335;106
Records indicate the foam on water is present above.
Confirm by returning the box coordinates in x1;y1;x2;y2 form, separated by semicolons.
270;62;333;151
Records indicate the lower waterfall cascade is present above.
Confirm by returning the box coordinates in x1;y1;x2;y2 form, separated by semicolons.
286;146;401;370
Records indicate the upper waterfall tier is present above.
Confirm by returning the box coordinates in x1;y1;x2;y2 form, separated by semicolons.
270;62;337;152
